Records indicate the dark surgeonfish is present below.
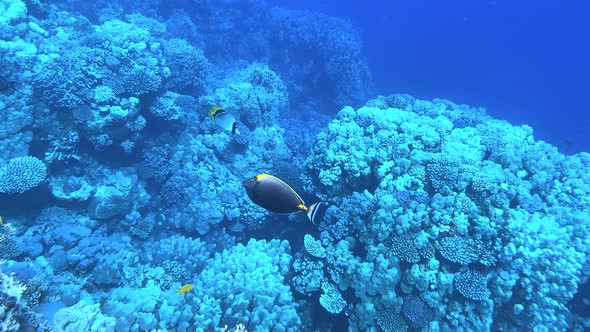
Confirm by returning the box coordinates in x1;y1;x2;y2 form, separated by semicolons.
243;173;323;224
0;76;23;96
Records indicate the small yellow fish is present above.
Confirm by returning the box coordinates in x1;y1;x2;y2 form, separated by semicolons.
176;283;194;294
0;215;3;226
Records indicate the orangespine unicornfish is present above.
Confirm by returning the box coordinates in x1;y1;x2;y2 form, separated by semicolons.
208;106;239;134
243;173;323;224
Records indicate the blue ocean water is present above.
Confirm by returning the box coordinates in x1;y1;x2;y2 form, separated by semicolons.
272;0;590;155
0;1;589;331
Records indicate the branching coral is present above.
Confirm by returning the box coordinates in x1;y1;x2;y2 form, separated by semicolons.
319;282;346;314
389;232;433;264
437;235;496;267
303;234;326;258
149;91;185;121
303;95;590;330
0;156;47;194
200;63;288;128
162;38;210;93
0;224;22;260
376;311;408;332
454;270;490;301
401;294;434;329
0;2;588;331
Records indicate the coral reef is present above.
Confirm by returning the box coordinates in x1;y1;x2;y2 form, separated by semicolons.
302;97;590;330
0;2;588;331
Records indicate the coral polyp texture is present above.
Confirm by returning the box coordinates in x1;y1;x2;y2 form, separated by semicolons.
0;1;588;331
0;156;47;194
305;98;590;330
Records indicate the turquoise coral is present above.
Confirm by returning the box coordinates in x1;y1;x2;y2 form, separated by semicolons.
454;270;491;301
303;234;326;258
0;156;47;194
319;282;346;314
53;300;116;331
0;0;588;330
305;95;590;330
437;235;496;266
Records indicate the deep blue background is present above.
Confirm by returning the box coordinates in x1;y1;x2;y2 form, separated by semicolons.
270;0;590;154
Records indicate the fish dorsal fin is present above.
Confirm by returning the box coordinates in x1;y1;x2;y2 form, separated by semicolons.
259;173;306;206
306;202;323;225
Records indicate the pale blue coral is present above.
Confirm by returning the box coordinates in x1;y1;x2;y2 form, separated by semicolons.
303;234;326;258
87;168;149;219
292;255;324;295
200;63;288;128
64;238;299;332
161;38;210;93
93;85;116;104
0;1;588;330
0;0;27;24
143;235;212;273
0;97;33;141
269;7;371;107
497;209;589;330
53;300;116;332
319;282;346;314
303;95;590;330
0;156;47;194
190;239;300;331
308;105;452;194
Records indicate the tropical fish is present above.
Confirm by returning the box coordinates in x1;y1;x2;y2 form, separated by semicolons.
0;215;3;226
243;173;323;224
208;106;239;134
176;283;195;294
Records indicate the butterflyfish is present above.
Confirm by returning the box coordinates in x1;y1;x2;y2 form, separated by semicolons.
176;283;195;294
208;106;239;134
243;173;323;224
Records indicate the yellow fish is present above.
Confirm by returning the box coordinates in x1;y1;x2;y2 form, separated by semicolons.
208;106;239;134
0;215;3;226
176;283;194;294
